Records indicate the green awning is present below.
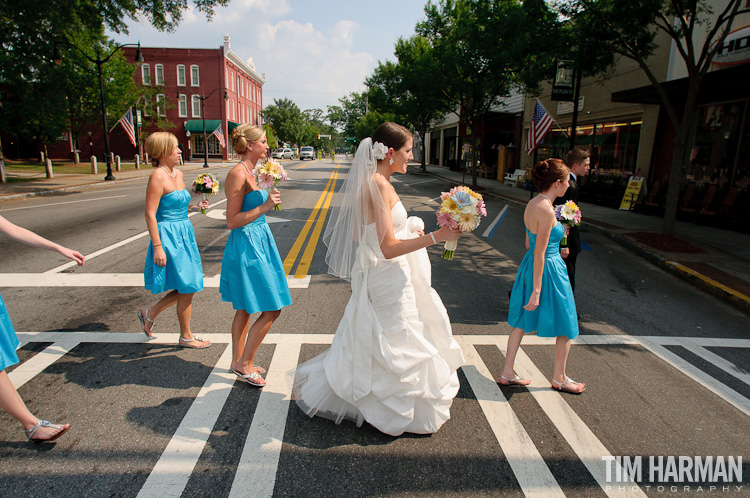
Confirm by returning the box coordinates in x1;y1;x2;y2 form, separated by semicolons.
184;120;240;134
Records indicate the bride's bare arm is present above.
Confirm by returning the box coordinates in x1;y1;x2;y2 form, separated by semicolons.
373;177;461;260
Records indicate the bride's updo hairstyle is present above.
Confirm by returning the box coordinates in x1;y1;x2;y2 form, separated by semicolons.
532;158;569;191
230;124;263;155
145;132;178;167
371;122;412;152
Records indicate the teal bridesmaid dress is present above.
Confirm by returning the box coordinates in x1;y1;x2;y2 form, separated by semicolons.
144;189;204;294
220;189;292;313
0;293;20;371
508;222;579;338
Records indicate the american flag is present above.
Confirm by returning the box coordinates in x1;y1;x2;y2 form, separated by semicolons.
525;101;553;155
212;124;225;148
117;108;136;147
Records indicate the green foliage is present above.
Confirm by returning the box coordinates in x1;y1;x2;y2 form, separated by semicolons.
327;93;368;137
263;124;278;150
263;98;306;145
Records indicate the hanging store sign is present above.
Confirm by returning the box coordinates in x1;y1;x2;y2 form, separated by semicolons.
551;60;575;101
712;25;750;66
620;177;644;211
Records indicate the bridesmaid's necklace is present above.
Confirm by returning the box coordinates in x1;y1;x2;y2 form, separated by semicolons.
239;160;253;176
539;193;553;206
160;165;176;178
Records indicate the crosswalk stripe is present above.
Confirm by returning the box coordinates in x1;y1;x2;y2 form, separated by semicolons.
508;345;649;498
137;345;235;498
8;341;81;388
458;340;565;497
228;337;302;498
636;338;750;417
0;273;311;289
681;339;750;387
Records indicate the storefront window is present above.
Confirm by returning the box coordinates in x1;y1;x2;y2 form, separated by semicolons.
690;101;748;188
193;134;222;155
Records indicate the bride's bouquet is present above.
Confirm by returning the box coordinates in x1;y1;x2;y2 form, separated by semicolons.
253;159;289;210
554;200;582;245
436;186;486;260
192;173;220;214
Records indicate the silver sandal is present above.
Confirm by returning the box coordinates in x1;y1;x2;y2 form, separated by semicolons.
137;308;155;339
25;420;70;443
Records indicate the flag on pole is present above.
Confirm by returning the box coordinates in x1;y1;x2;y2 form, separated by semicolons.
212;124;226;148
114;108;136;147
525;100;553;155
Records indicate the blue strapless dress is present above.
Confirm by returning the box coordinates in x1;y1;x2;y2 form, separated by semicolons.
144;189;204;294
0;293;20;371
220;190;292;313
508;222;579;338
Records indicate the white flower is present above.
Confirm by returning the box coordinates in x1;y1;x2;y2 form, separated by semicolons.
560;204;576;220
372;141;389;160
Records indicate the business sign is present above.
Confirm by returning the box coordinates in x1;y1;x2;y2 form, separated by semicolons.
712;25;750;66
557;97;584;115
620;177;644;211
551;60;575;101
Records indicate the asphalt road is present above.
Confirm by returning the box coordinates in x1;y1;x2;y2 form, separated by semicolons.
0;157;748;498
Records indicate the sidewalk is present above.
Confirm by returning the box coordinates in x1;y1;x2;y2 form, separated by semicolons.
407;162;750;314
0;161;230;200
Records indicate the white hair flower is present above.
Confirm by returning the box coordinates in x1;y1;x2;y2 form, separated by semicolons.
372;141;389;160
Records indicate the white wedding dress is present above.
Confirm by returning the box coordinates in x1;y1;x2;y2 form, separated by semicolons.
294;201;465;436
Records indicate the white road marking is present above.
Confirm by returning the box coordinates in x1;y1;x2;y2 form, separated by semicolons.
8;341;81;388
228;337;303;498
506;344;649;498
137;345;235;498
206;209;290;224
458;339;565;497
44;198;228;273
405;179;439;187
681;339;750;387
482;205;508;237
0;195;127;212
1;273;311;289
636;338;750;417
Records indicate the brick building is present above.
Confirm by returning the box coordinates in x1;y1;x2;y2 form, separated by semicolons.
37;35;264;163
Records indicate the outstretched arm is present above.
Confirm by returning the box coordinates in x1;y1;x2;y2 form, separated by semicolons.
0;215;84;265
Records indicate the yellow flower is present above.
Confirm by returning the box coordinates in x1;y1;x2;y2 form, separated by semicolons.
457;212;478;231
441;197;460;214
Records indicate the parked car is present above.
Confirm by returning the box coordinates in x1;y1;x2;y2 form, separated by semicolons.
299;146;316;160
271;148;294;160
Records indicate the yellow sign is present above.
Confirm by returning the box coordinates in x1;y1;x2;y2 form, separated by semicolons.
619;176;644;211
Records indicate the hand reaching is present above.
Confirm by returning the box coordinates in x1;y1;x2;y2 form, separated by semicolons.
59;247;85;266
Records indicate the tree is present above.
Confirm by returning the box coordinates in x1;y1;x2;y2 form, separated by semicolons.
557;0;750;236
417;0;561;186
326;92;368;137
262;98;307;145
366;35;452;171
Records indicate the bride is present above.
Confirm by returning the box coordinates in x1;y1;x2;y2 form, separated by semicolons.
294;122;465;436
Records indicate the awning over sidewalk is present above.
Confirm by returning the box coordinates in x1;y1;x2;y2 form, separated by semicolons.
611;62;750;106
184;120;240;134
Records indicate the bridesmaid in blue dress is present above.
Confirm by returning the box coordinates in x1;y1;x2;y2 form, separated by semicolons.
137;132;210;349
0;215;84;442
501;158;585;394
220;124;292;387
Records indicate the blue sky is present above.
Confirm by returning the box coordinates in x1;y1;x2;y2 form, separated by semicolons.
108;0;429;112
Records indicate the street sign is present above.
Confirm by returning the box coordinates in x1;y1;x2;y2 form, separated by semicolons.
551;60;575;101
620;177;644;211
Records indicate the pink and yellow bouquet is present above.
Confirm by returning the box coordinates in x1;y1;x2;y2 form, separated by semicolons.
192;173;220;214
252;159;289;210
554;200;582;245
436;186;486;260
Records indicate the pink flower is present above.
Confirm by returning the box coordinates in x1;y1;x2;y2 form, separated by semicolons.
476;198;487;217
437;209;459;229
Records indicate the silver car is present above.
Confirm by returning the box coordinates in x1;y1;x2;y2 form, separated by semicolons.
271;148;294;160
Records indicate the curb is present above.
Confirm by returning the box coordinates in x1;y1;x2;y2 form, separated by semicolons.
408;165;750;315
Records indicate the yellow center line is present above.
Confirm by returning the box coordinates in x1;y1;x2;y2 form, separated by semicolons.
294;168;339;279
282;166;339;274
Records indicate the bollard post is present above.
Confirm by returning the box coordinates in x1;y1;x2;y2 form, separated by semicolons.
0;158;6;183
135;155;140;169
115;155;121;171
91;156;98;174
73;151;80;164
40;151;45;163
145;153;149;165
110;152;115;167
45;158;54;179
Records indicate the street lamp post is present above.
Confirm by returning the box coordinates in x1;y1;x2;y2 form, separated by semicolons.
53;41;144;180
179;88;228;168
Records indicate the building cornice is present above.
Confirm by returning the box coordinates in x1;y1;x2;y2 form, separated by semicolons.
224;48;265;86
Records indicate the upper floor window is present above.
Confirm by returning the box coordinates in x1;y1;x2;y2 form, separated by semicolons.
192;95;201;118
237;76;241;97
177;65;186;86
143;95;151;116
141;64;151;85
191;65;200;86
155;64;164;86
156;94;166;117
231;71;235;91
178;94;187;117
